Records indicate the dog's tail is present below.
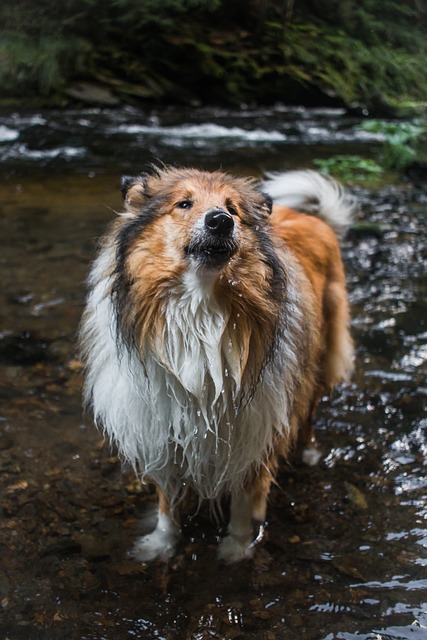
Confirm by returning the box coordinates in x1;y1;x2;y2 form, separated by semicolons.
263;170;355;236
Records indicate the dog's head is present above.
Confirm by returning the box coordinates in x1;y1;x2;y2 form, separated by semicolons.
119;166;273;273
113;166;285;359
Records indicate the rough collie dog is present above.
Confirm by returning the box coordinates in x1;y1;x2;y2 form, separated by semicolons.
80;166;354;564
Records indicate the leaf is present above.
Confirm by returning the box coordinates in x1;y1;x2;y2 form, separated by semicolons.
344;482;369;510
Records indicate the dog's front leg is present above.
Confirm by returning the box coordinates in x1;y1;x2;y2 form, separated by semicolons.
131;488;181;562
218;485;267;564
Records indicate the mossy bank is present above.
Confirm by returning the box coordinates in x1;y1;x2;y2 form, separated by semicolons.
1;0;426;113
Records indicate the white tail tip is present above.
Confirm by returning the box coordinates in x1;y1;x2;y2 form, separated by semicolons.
263;170;356;235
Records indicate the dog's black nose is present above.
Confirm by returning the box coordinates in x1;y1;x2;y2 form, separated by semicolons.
204;208;234;237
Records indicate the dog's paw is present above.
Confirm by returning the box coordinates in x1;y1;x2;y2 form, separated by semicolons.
130;512;180;563
218;534;254;564
302;445;322;466
130;529;178;562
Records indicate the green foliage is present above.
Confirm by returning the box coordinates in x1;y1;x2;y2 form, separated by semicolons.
313;118;427;184
0;31;91;96
109;0;222;29
313;155;384;184
359;119;427;171
1;0;427;109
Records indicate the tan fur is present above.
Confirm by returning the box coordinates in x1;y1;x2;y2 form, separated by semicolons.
271;205;353;389
119;169;285;383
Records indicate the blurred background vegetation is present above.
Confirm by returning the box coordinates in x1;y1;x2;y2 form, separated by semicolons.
0;0;426;113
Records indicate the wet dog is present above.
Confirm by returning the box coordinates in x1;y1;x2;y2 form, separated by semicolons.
80;167;354;563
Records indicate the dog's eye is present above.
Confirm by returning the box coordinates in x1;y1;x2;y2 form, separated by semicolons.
176;199;193;210
226;200;238;217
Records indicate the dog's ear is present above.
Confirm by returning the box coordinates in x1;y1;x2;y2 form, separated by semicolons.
120;175;139;198
120;175;148;213
260;192;273;216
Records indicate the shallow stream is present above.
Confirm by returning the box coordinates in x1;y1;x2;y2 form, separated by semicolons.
0;105;426;639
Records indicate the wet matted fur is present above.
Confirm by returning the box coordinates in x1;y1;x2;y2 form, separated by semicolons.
80;166;354;563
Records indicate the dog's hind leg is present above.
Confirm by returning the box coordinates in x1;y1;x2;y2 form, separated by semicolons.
131;488;181;562
298;279;354;467
297;399;323;466
323;280;354;388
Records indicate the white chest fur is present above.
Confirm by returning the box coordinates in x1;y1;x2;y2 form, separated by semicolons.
82;260;296;504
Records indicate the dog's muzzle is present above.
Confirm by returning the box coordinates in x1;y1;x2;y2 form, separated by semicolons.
185;208;238;267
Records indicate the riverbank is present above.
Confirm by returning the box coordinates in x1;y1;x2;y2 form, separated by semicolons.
1;1;427;116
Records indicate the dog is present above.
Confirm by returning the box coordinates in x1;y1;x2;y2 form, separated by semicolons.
80;166;354;564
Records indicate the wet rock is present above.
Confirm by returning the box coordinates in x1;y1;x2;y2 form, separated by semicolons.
6;479;28;493
347;222;388;239
0;454;20;473
66;359;83;373
332;555;368;581
65;83;121;106
0;430;14;451
0;570;10;597
76;532;112;561
41;538;82;557
110;560;147;576
0;332;53;366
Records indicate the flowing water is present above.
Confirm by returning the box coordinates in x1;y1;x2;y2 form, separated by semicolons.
0;105;426;640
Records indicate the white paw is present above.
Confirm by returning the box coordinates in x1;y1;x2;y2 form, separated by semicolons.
218;535;254;564
302;445;322;466
130;528;178;562
129;512;180;562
